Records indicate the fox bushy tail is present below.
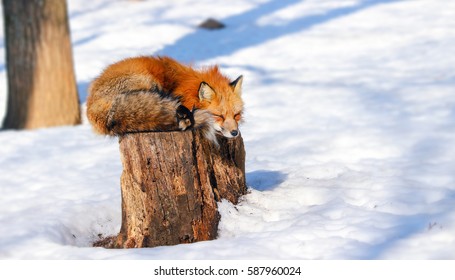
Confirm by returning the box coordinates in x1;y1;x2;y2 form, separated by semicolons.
86;78;215;140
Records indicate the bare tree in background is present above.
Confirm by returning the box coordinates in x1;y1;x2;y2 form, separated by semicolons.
2;0;80;129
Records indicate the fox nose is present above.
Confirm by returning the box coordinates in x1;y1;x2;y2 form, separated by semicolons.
230;130;239;137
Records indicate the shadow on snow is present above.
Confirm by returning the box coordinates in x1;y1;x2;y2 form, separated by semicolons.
158;0;397;62
246;170;287;191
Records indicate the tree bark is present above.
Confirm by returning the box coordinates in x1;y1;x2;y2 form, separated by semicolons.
2;0;80;129
113;130;246;248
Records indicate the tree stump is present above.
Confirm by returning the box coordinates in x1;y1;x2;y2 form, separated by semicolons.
113;130;246;248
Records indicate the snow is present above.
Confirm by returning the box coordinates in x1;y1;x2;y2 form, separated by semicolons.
1;0;455;259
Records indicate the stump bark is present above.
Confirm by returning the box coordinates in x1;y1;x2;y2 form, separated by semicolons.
114;130;246;248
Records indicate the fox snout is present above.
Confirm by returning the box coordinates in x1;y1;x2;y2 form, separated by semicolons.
224;129;239;138
219;127;240;138
214;118;240;138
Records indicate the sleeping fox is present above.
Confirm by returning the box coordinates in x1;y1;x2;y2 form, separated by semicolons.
86;56;244;142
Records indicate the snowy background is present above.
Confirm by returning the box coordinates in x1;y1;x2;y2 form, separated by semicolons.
1;0;455;259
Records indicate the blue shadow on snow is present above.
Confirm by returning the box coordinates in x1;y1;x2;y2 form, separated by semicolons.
246;170;287;191
158;0;398;62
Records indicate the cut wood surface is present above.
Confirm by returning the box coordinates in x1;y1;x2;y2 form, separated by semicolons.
113;130;246;248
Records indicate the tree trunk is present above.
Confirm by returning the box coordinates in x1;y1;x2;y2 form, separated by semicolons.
2;0;80;129
113;130;246;248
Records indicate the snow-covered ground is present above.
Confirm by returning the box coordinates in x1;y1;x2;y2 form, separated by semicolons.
1;0;455;259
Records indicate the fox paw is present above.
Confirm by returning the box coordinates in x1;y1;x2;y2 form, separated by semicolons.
176;105;195;131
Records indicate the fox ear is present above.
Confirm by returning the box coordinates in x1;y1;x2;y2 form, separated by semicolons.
230;75;243;95
198;82;215;102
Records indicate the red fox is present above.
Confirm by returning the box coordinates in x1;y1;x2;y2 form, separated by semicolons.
86;56;244;143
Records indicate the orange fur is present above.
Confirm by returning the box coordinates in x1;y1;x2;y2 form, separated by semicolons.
86;56;244;139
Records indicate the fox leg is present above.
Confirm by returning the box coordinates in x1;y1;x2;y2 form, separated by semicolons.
176;105;196;131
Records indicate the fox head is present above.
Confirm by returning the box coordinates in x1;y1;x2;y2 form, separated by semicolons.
198;75;244;138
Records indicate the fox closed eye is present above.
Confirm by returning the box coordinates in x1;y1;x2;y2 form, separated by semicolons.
213;114;224;121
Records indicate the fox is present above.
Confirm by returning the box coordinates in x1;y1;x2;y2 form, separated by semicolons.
86;56;244;143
